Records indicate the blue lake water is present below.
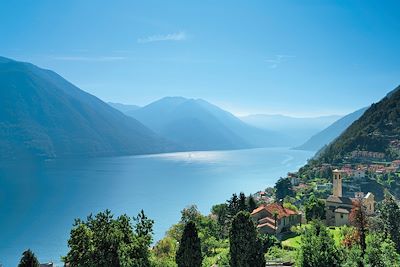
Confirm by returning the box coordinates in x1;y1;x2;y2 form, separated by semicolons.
0;147;314;266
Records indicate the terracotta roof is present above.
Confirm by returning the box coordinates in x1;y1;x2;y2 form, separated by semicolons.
258;222;277;230
252;203;299;219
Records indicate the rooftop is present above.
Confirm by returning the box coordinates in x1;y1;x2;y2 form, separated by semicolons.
252;203;299;219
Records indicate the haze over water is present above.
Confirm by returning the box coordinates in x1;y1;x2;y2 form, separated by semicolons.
0;147;313;266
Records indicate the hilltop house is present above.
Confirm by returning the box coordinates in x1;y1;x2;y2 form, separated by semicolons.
251;203;301;235
325;170;375;227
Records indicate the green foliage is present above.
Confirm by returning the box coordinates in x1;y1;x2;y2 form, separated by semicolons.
304;194;326;222
247;194;257;212
229;211;265;267
296;221;342;267
364;233;400;267
151;236;177;267
341;245;363;267
380;194;400;252
275;177;294;201
64;209;154;267
315;86;400;164
259;233;279;253
176;221;203;267
18;249;40;267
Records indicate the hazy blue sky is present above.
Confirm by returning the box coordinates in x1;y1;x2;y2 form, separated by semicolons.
1;0;399;116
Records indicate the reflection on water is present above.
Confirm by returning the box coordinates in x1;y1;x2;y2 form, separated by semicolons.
0;147;313;266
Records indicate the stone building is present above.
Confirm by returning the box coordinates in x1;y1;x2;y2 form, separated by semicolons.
325;169;375;227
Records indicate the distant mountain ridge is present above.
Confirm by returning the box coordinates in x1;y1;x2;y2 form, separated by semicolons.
297;107;368;151
241;114;341;147
114;97;290;151
108;102;140;113
0;56;172;159
316;85;400;164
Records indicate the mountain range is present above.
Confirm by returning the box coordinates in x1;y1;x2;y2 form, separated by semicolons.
316;85;400;164
1;55;383;160
241;114;341;146
114;97;289;151
296;107;368;151
0;56;172;159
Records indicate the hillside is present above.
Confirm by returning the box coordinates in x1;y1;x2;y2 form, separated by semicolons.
297;107;368;151
0;56;172;159
121;97;288;151
108;102;140;113
316;85;400;164
241;114;341;147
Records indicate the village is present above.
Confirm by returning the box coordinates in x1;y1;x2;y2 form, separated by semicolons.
250;149;400;238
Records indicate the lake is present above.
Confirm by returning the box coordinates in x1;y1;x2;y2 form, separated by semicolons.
0;147;314;266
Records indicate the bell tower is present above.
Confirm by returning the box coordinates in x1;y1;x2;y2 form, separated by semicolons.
332;169;342;197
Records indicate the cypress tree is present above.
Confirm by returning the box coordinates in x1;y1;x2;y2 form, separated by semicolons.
176;221;202;267
18;249;40;267
229;211;265;267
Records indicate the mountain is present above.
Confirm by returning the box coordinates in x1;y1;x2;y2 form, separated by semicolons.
316;85;400;164
0;56;172;159
241;114;341;146
296;107;368;151
122;97;287;150
108;102;140;113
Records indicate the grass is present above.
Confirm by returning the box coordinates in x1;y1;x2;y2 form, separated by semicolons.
281;225;343;249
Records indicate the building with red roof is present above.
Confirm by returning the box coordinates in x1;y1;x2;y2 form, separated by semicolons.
251;203;301;235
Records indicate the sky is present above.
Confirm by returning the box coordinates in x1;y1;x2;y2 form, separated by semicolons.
1;0;399;116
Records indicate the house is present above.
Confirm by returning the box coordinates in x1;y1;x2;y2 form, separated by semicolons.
352;169;366;180
315;183;332;191
325;170;375;227
290;176;300;186
251;203;301;235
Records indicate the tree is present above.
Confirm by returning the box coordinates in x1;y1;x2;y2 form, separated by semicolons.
364;233;400;267
304;194;326;222
18;250;40;267
175;221;202;267
380;194;400;252
296;221;342;267
247;194;257;213
229;211;265;267
211;203;229;238
238;192;248;212
349;199;368;257
274;178;294;201
227;193;240;218
64;209;154;267
180;205;201;224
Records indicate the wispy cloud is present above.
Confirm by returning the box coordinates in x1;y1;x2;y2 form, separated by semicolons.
50;56;127;62
266;54;295;69
137;31;186;43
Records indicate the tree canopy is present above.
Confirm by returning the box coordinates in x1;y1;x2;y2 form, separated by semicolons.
229;211;265;267
18;249;40;267
64;209;154;267
175;221;202;267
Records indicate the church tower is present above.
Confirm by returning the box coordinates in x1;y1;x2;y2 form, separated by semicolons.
332;169;342;197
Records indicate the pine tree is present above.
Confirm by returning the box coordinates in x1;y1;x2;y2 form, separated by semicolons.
229;211;265;267
380;194;400;252
238;192;248;212
247;194;257;212
18;249;40;267
176;221;202;267
227;193;240;217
